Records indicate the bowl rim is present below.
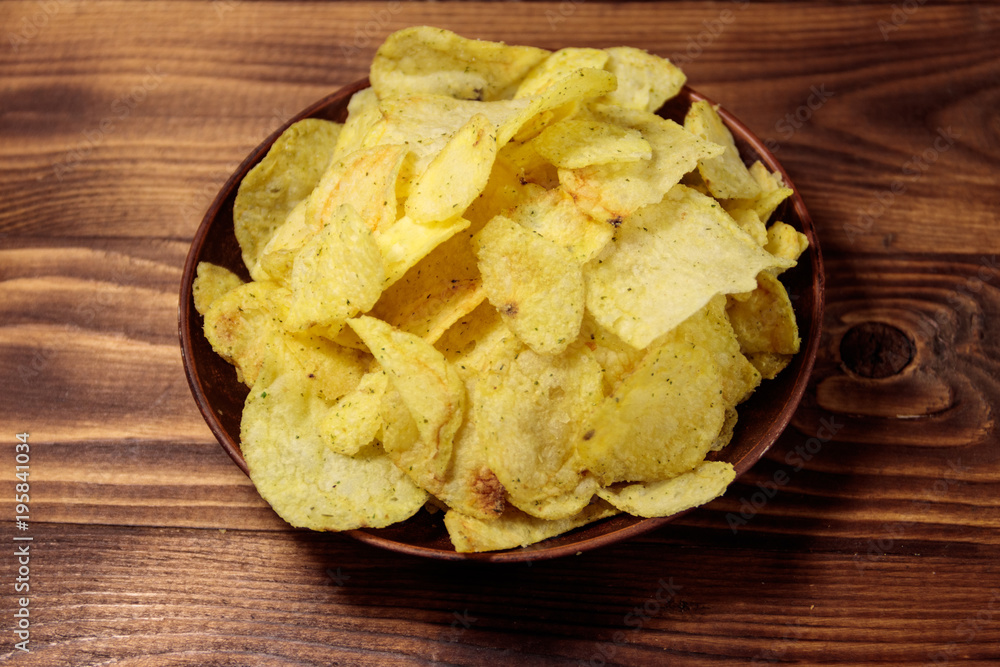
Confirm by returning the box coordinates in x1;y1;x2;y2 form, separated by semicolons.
178;79;825;562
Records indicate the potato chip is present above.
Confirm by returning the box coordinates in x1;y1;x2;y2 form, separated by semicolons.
723;161;793;224
726;271;800;380
675;295;761;408
559;105;723;223
578;312;646;395
321;369;387;456
473;215;585;356
192;261;244;316
306;144;408;234
203;280;291;386
241;342;427;531
505;185;613;262
597;46;686;112
514;47;609;98
584;184;795;349
765;220;810;266
685;100;761;200
369;68;615;182
370;26;550;102
475;344;602;519
348;315;465;479
532;117;652;169
595;461;735;517
405;113;498;224
728;207;768;247
375;215;472;288
234;119;342;272
494;141;558;190
380;381;505;521
286;204;385;333
252;199;311;284
434;301;519;373
444;499;618;553
578;331;726;485
330;87;383;162
369;227;485;343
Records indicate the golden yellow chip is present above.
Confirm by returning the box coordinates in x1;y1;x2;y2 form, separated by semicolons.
723;161;793;224
473;215;585;356
597;46;686;112
444;499;618;553
369;227;485;344
578;331;726;485
675;295;761;408
348;315;465;479
203;280;291;387
559;106;723;224
380;381;505;521
375;215;472;288
578;312;646;396
514;47;609;98
532;117;652;169
765;221;810;266
370;26;550;102
193;262;244;316
286;204;385;333
240;341;427;531
584;184;794;349
307;144;408;234
475;344;602;519
595;461;735;517
234;119;341;273
505;185;613;262
321;369;387;456
330;87;383;162
405;113;497;224
726;271;801;380
685;100;761;200
728;207;768;247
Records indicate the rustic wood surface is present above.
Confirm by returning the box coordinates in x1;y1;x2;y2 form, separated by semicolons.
2;1;998;664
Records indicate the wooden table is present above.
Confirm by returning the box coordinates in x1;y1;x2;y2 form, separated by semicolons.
2;1;998;664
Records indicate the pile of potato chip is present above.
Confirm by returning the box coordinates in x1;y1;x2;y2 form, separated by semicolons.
193;27;809;553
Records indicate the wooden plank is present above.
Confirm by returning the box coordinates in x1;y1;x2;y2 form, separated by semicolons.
1;3;997;251
7;523;998;665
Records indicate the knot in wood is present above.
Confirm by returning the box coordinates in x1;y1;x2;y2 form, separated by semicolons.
839;322;914;378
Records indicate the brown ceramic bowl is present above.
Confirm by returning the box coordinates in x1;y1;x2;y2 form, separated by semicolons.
179;78;824;562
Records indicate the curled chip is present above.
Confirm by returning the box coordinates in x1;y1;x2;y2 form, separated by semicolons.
198;27;808;553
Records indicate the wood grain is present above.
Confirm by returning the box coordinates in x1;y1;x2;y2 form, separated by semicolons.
1;1;999;664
